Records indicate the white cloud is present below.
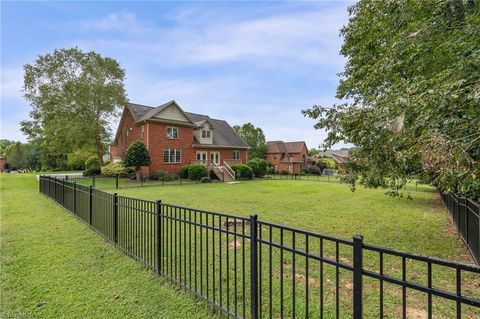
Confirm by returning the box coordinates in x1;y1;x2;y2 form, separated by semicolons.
81;11;147;32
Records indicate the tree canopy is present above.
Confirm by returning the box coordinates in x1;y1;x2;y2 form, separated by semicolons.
21;47;128;165
303;0;480;199
123;141;152;172
233;123;267;159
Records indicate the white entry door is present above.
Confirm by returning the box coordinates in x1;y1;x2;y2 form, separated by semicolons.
196;151;207;164
210;151;220;165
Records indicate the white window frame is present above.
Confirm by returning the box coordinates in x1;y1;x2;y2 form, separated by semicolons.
202;130;211;139
210;151;220;165
233;150;240;160
196;151;207;162
163;148;181;163
141;125;145;138
166;127;179;139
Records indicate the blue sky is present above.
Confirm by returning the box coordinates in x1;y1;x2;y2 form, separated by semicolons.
1;1;353;149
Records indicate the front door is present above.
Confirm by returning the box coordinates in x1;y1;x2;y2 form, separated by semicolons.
210;151;220;165
196;151;207;164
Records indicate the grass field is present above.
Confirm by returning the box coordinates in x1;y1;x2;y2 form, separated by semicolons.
109;178;479;318
114;179;470;261
0;174;216;319
3;174;479;318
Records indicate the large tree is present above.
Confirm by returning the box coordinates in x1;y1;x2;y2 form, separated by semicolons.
21;47;128;165
303;0;480;199
233;123;267;159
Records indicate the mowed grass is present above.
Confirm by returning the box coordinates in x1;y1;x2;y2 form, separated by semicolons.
115;179;470;261
0;174;216;319
112;180;480;318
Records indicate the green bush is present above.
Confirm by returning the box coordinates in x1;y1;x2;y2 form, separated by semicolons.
179;165;190;179
85;155;100;170
188;164;208;180
128;172;138;180
149;170;177;181
247;158;268;177
68;149;95;170
317;157;338;169
103;160;110;166
101;162;128;177
200;176;211;183
231;164;253;180
83;168;101;176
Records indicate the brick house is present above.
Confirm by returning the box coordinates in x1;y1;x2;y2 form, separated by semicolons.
265;141;308;174
110;100;249;180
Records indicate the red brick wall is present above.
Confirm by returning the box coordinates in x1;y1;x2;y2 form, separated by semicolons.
110;109;146;159
147;122;195;173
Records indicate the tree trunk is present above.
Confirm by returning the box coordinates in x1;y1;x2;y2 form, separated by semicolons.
95;131;104;167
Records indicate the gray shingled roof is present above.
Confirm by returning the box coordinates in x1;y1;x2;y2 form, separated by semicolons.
125;102;249;149
186;112;248;148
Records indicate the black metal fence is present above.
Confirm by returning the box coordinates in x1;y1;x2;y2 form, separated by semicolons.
441;192;480;265
52;174;200;190
39;175;480;318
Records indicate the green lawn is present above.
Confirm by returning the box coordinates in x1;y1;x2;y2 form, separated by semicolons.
0;174;216;319
112;178;479;318
114;179;469;261
2;175;478;318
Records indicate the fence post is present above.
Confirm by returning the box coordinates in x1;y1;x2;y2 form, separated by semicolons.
156;200;162;274
353;235;364;319
62;178;65;206
250;214;259;319
113;193;118;243
115;174;119;190
73;182;77;215
89;186;93;226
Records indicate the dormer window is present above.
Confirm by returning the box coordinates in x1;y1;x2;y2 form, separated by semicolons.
201;130;211;139
167;127;178;139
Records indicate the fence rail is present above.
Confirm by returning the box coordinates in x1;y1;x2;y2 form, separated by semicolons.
39;175;480;318
440;192;480;265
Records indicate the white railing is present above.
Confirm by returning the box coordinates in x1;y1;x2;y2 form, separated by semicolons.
223;161;235;180
212;162;224;181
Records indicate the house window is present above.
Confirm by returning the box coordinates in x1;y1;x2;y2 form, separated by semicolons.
167;127;179;139
233;150;240;160
141;125;145;138
201;130;211;138
163;148;181;163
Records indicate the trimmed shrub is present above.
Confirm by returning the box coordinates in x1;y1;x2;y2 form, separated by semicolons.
101;162;128;177
247;158;268;177
83;168;101;176
188;164;208;180
179;165;190;179
85;155;100;170
317;157;337;169
103;160;110;166
200;176;211;183
231;164;253;180
149;170;177;181
306;165;321;175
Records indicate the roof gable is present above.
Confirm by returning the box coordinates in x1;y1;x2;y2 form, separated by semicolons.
138;100;193;125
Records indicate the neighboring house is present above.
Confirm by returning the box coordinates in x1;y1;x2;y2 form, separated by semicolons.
110;100;249;181
316;149;350;165
265;141;308;174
